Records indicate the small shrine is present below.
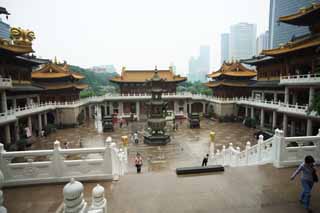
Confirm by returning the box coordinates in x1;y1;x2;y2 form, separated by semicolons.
143;70;170;145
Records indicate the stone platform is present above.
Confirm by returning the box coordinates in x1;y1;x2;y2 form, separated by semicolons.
4;164;320;213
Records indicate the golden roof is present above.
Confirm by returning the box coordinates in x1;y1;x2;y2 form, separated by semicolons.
32;63;85;80
262;34;320;56
207;61;256;78
279;3;320;26
204;80;251;88
39;83;88;90
110;67;187;83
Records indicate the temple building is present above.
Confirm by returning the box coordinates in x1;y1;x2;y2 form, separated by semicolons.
110;66;187;95
205;61;257;98
32;60;88;102
240;2;320;137
0;15;50;147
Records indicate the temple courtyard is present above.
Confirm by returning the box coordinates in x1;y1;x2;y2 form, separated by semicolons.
31;118;257;172
3;119;319;212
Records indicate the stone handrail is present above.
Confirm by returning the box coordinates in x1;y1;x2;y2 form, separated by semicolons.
281;73;320;80
0;140;126;187
213;129;320;168
280;73;320;85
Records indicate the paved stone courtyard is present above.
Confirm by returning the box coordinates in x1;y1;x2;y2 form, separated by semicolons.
31;118;257;172
4;165;320;213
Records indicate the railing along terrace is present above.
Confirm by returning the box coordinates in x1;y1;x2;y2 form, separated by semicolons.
213;129;320;168
273;129;320;168
280;73;320;84
0;77;12;88
0;140;127;187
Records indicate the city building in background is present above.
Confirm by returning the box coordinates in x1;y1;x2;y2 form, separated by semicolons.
220;33;229;64
188;46;210;82
229;22;257;61
88;65;117;73
256;30;269;55
269;0;320;48
0;18;10;39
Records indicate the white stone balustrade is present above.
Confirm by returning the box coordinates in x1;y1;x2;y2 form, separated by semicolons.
89;184;107;213
212;129;320;168
0;78;12;89
63;178;87;213
0;140;126;187
0;170;6;213
280;73;320;85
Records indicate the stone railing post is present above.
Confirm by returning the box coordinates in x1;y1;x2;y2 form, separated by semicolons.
110;143;120;180
0;145;8;181
90;184;107;212
257;135;263;163
228;143;233;165
63;178;87;213
0;169;6;213
273;129;284;168
52;141;64;178
222;145;226;166
245;141;251;165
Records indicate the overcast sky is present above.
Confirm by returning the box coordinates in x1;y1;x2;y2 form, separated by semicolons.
2;0;269;75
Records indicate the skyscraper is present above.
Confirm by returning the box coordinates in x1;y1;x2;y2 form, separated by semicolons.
229;23;257;61
269;0;320;48
220;33;229;64
188;46;210;82
256;31;269;55
0;18;10;39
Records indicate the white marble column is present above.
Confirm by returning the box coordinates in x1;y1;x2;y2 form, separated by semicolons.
109;103;114;115
26;97;31;106
202;102;206;114
183;101;188;115
15;120;20;141
272;111;277;130
260;108;264;128
38;113;42;136
309;87;314;106
119;102;123;116
44;112;48;127
174;100;179;114
245;106;248;117
307;119;313;136
4;125;11;145
136;101;140;121
36;95;40;104
284;87;289;104
250;107;254;119
290;120;295;136
1;91;7;113
283;114;288;137
273;93;277;102
28;116;32;134
261;92;265;101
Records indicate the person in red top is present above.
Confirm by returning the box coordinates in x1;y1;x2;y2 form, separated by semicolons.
135;153;143;173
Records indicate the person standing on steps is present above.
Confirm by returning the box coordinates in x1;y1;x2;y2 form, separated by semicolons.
135;153;143;173
291;155;318;213
202;154;209;167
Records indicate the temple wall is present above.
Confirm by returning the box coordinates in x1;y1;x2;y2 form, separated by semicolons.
59;107;81;127
211;102;236;117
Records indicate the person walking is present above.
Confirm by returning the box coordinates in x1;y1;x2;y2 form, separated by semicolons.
135;153;143;173
202;154;209;167
291;155;318;213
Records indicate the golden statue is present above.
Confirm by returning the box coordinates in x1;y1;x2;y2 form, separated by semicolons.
10;27;35;46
